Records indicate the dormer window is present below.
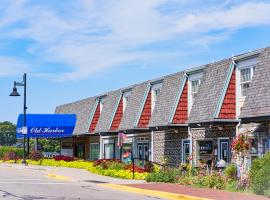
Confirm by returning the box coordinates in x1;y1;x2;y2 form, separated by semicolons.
99;98;104;114
151;82;162;113
188;73;203;113
191;79;200;100
240;67;253;97
237;57;257;98
123;90;131;113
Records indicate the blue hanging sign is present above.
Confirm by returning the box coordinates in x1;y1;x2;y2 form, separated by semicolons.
16;114;76;139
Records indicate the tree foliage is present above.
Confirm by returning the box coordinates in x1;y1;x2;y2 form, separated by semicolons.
0;121;17;146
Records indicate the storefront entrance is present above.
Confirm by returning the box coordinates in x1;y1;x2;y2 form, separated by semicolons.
218;138;229;162
137;142;150;166
74;143;85;159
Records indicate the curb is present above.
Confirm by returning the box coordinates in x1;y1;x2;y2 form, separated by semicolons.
100;184;212;200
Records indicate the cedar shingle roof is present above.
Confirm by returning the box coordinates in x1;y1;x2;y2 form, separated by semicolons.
94;90;122;133
189;59;232;124
149;72;185;127
240;47;270;119
119;82;149;130
55;97;96;135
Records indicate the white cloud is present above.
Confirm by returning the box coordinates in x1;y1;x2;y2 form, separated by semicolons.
0;56;29;76
0;0;270;80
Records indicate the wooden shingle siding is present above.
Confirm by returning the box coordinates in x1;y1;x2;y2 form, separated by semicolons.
89;103;100;133
173;81;188;123
110;98;123;130
138;91;152;128
218;69;236;119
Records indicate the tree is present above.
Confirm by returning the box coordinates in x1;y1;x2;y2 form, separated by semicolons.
0;121;17;146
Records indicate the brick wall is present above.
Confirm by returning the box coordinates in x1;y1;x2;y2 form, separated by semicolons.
110;98;123;130
218;69;236;119
153;128;188;167
138;91;152;128
172;81;188;124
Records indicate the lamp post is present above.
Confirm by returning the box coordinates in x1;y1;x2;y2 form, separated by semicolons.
9;73;27;165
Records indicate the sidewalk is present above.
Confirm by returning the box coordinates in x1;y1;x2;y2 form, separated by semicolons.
124;183;269;200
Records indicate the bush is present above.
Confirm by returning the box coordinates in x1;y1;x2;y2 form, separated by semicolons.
144;161;154;173
107;162;125;171
28;151;43;161
2;151;20;161
53;155;76;162
224;164;237;180
250;153;270;196
145;168;181;183
0;146;23;159
204;173;225;190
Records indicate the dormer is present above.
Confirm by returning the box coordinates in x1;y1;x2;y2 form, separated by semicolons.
235;54;258;117
88;96;105;133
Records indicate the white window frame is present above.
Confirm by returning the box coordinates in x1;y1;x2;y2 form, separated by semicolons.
236;57;257;117
188;73;203;114
181;138;191;163
123;90;131;113
151;83;162;113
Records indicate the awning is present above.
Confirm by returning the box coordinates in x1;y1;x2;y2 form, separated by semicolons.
16;114;76;139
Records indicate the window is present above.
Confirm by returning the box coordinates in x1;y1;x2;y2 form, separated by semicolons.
104;143;114;159
191;79;200;101
151;83;162;113
89;143;100;160
123;90;131;113
240;67;252;97
99;98;104;114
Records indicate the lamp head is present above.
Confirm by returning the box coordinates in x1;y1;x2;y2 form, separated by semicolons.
9;86;20;96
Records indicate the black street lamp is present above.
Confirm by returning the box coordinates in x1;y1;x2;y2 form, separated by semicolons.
9;73;27;165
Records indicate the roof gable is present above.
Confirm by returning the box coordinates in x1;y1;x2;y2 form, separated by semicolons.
137;90;152;128
88;101;100;133
110;97;123;131
95;90;121;133
189;59;232;123
241;48;270;118
148;72;186;127
118;82;149;130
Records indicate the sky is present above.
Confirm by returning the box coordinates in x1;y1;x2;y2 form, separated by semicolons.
1;0;270;123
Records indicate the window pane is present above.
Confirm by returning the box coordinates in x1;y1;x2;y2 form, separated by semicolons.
191;80;200;93
90;143;100;160
241;83;250;97
240;68;251;82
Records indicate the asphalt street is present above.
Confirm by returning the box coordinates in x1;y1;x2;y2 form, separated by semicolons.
0;163;165;200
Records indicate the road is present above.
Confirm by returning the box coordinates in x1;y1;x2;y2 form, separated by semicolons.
0;163;165;200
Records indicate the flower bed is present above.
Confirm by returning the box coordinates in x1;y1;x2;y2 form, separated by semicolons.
1;158;148;180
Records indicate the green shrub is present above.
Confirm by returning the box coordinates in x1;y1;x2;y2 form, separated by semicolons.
179;174;207;188
250;153;270;196
224;164;237;180
225;180;238;192
107;162;125;171
0;146;23;159
145;168;181;183
204;173;225;190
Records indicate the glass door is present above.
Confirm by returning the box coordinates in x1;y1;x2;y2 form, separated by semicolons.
104;143;114;159
182;140;190;163
219;139;229;162
137;143;149;166
74;143;85;159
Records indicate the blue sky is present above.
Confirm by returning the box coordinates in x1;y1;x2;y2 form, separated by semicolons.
1;0;270;123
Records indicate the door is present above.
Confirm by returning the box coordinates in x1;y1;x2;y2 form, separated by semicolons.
74;143;85;159
104;143;114;159
137;143;150;166
182;140;190;163
219;139;229;162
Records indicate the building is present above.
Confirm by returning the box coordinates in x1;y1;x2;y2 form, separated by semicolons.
55;46;270;167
